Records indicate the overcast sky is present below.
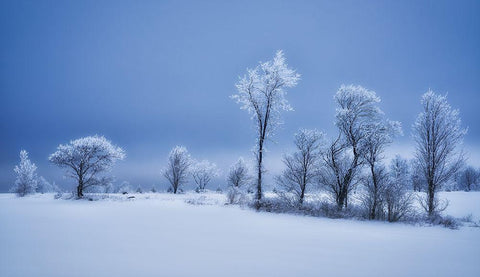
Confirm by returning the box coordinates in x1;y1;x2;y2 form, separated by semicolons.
1;0;479;192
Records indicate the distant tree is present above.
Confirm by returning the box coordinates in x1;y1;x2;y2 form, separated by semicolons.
163;146;191;194
276;129;323;204
227;158;251;188
410;159;424;192
118;181;132;194
413;91;467;216
192;160;219;192
36;176;60;194
384;155;413;222
457;166;479;191
232;50;300;206
11;150;38;197
151;185;157;193
49;136;125;198
136;185;143;194
104;181;116;193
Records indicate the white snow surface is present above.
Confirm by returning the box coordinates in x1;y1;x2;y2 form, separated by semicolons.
1;191;479;277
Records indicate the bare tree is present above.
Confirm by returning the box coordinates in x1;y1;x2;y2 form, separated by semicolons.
276;129;323;204
49;136;125;198
319;135;356;209
163;146;191;194
11;150;38;197
361;120;401;219
359;165;388;220
227;158;251;188
413;90;467;216
191;160;219;192
232;50;300;206
384;155;413;222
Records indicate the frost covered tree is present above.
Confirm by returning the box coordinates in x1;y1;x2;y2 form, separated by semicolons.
413;91;467;216
384;155;413;222
232;50;300;205
319;85;385;210
457;166;479;191
191;160;219;192
163;146;191;194
361;119;401;219
36;176;60;194
49;136;125;198
276;129;323;204
227;158;251;188
11;150;38;197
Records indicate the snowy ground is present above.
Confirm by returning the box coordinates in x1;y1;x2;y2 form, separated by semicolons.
0;191;479;277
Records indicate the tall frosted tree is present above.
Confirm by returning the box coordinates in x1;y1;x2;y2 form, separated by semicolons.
49;136;125;198
320;85;385;210
413;90;467;216
163;146;191;194
11;150;38;197
232;50;300;205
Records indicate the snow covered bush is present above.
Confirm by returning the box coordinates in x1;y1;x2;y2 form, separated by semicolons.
232;50;300;206
163;146;191;194
49;135;125;198
226;186;248;205
11;150;38;197
191;160;219;192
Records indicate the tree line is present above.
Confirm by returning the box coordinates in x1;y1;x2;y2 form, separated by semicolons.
10;50;477;220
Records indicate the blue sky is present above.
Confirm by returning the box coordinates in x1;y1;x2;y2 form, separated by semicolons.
1;0;479;192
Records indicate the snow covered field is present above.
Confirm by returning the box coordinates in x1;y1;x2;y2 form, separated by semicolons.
0;192;479;277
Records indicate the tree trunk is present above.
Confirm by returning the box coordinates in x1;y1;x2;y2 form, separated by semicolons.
427;182;435;216
369;166;378;220
77;184;83;198
337;192;344;210
299;185;305;205
255;139;263;209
